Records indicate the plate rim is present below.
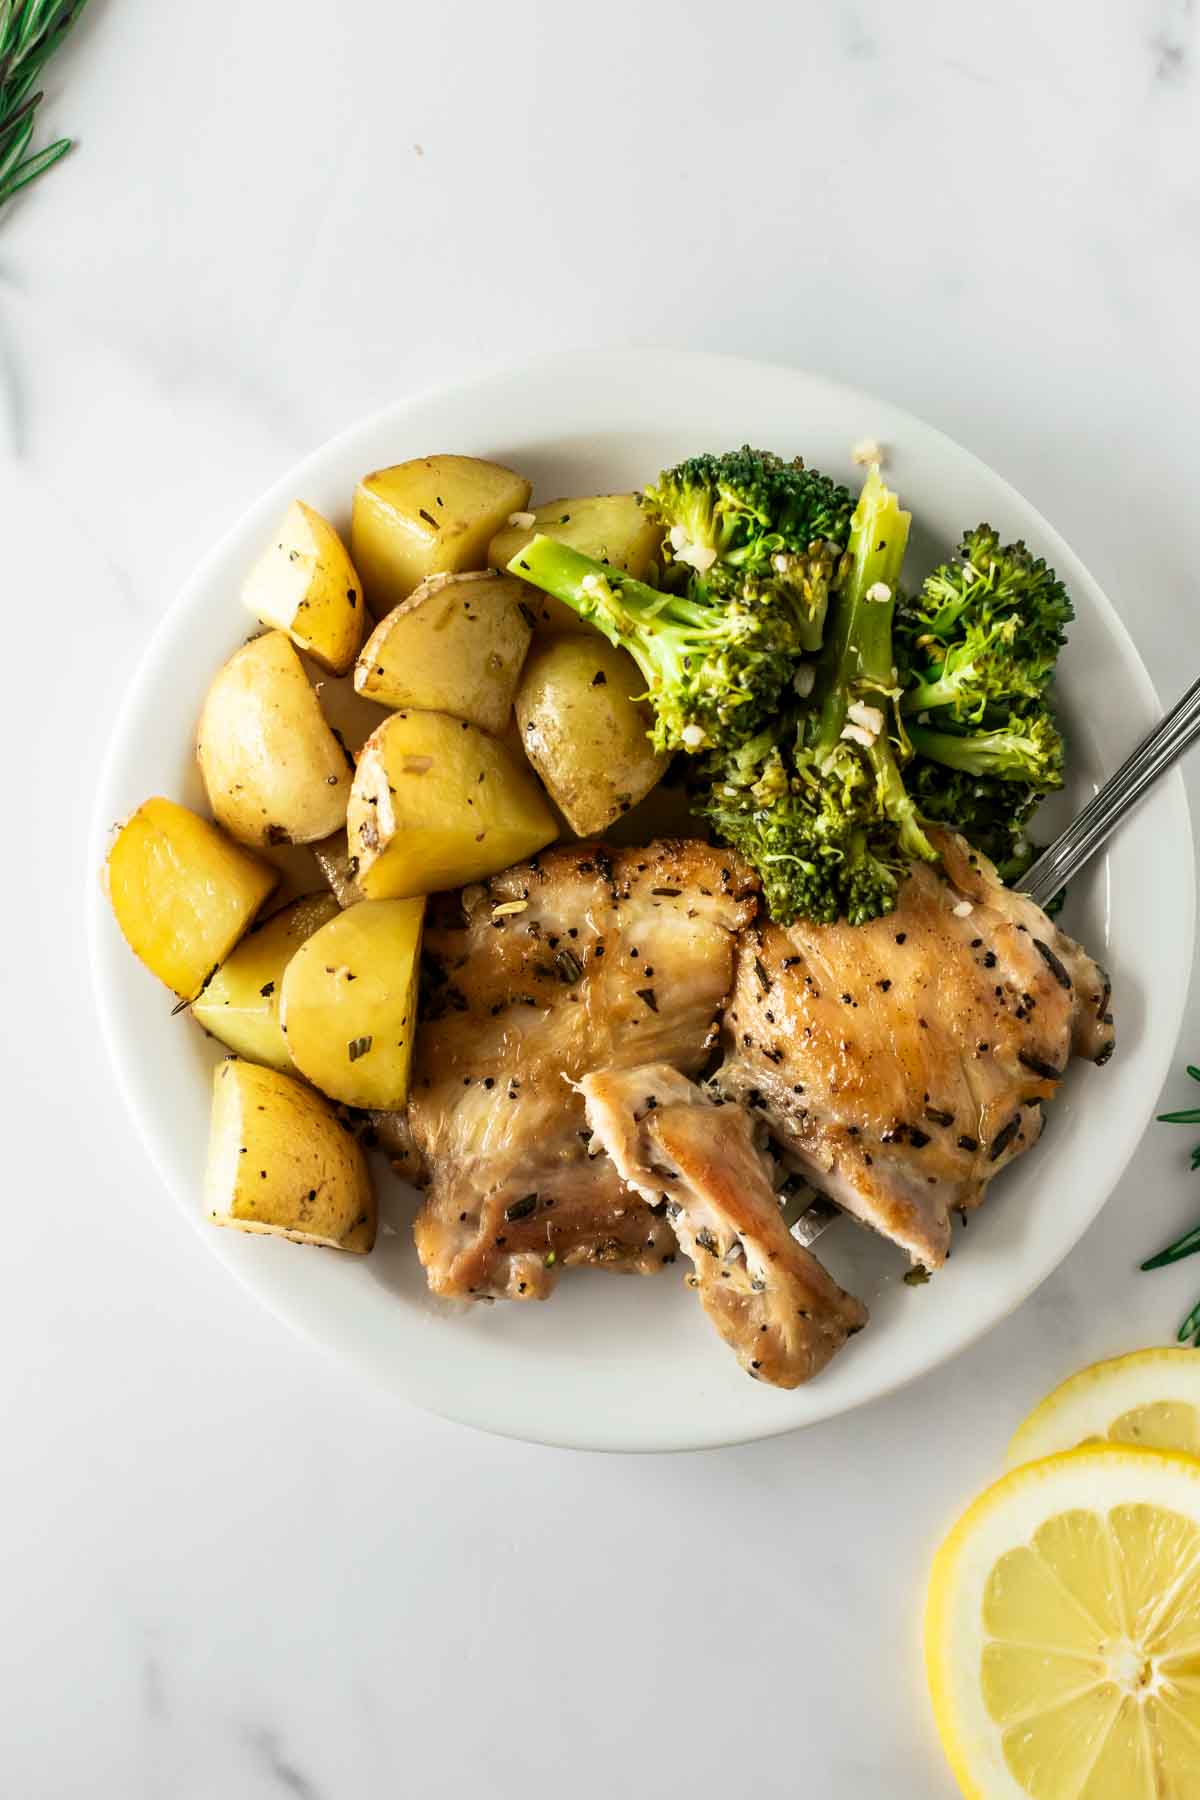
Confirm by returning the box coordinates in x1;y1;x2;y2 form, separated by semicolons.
87;347;1196;1453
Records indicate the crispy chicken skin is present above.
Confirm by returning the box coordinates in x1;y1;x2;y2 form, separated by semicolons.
581;1065;867;1387
716;829;1115;1270
409;841;758;1300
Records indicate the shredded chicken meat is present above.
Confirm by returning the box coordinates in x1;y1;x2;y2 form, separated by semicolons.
580;1064;867;1386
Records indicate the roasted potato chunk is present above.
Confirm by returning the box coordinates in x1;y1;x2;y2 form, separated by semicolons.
204;1059;375;1252
280;898;424;1108
515;637;667;835
197;630;352;847
107;797;277;999
348;710;557;898
488;494;662;633
354;571;532;734
241;500;365;675
191;893;340;1069
351;455;531;611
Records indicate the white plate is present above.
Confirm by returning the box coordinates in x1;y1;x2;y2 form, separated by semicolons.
89;350;1194;1453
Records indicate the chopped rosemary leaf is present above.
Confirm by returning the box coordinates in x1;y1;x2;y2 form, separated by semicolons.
1143;1062;1200;1342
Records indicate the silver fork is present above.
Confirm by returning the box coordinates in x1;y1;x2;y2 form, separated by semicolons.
791;672;1200;1247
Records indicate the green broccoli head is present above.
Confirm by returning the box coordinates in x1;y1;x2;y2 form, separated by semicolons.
640;447;855;651
506;536;798;755
897;525;1073;723
694;728;907;926
905;759;1043;884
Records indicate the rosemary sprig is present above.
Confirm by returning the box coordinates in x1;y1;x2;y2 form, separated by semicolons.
1141;1064;1200;1344
0;0;91;212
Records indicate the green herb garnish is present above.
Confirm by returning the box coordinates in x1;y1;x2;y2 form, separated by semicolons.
1141;1065;1200;1342
0;1;92;212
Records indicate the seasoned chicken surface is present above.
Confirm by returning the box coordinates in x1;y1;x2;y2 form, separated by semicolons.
581;1065;867;1387
409;841;758;1300
716;829;1115;1270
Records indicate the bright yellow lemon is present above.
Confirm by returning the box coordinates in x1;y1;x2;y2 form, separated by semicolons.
926;1444;1200;1798
1008;1348;1200;1467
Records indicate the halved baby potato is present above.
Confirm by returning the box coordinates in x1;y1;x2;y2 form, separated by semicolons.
515;636;668;835
191;892;340;1069
197;630;352;847
107;797;277;1000
488;494;663;633
354;571;533;734
348;710;558;898
280;898;424;1108
241;500;365;675
205;1059;375;1252
351;455;531;611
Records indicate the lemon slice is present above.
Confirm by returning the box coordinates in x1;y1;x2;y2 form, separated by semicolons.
1008;1349;1200;1468
926;1444;1200;1798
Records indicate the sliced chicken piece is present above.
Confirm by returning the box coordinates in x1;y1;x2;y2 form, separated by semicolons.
409;842;758;1300
716;828;1115;1271
580;1065;867;1387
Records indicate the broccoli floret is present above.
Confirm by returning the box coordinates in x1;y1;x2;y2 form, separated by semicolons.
694;467;938;924
906;711;1065;786
905;760;1043;884
506;536;797;755
696;727;910;925
641;447;854;651
896;526;1073;723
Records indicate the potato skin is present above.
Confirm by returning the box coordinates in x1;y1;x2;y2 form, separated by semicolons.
197;630;352;847
280;898;424;1108
489;494;662;634
241;500;365;675
204;1059;375;1252
352;455;531;612
515;636;668;835
348;711;558;898
191;892;340;1069
107;797;277;999
354;571;533;735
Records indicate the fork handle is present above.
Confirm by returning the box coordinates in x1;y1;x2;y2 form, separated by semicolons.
1023;673;1200;909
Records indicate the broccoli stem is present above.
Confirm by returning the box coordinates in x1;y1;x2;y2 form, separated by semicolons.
901;670;967;715
908;721;1054;782
812;469;937;864
507;535;697;686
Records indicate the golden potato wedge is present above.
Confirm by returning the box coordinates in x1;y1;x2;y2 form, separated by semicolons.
197;630;352;847
354;571;533;734
348;710;557;898
351;455;531;610
241;500;365;675
205;1059;375;1252
280;898;424;1108
488;494;663;633
191;893;340;1069
515;636;667;835
311;832;364;908
107;797;277;1000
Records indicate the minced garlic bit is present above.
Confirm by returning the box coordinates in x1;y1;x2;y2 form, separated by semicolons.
681;723;708;749
793;664;816;698
840;722;875;750
492;899;529;918
865;581;891;603
952;899;974;918
508;510;536;529
852;438;884;467
668;525;689;551
846;699;884;736
772;553;791;574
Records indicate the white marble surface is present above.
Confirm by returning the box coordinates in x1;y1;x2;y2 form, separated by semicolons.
4;1;1200;1793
